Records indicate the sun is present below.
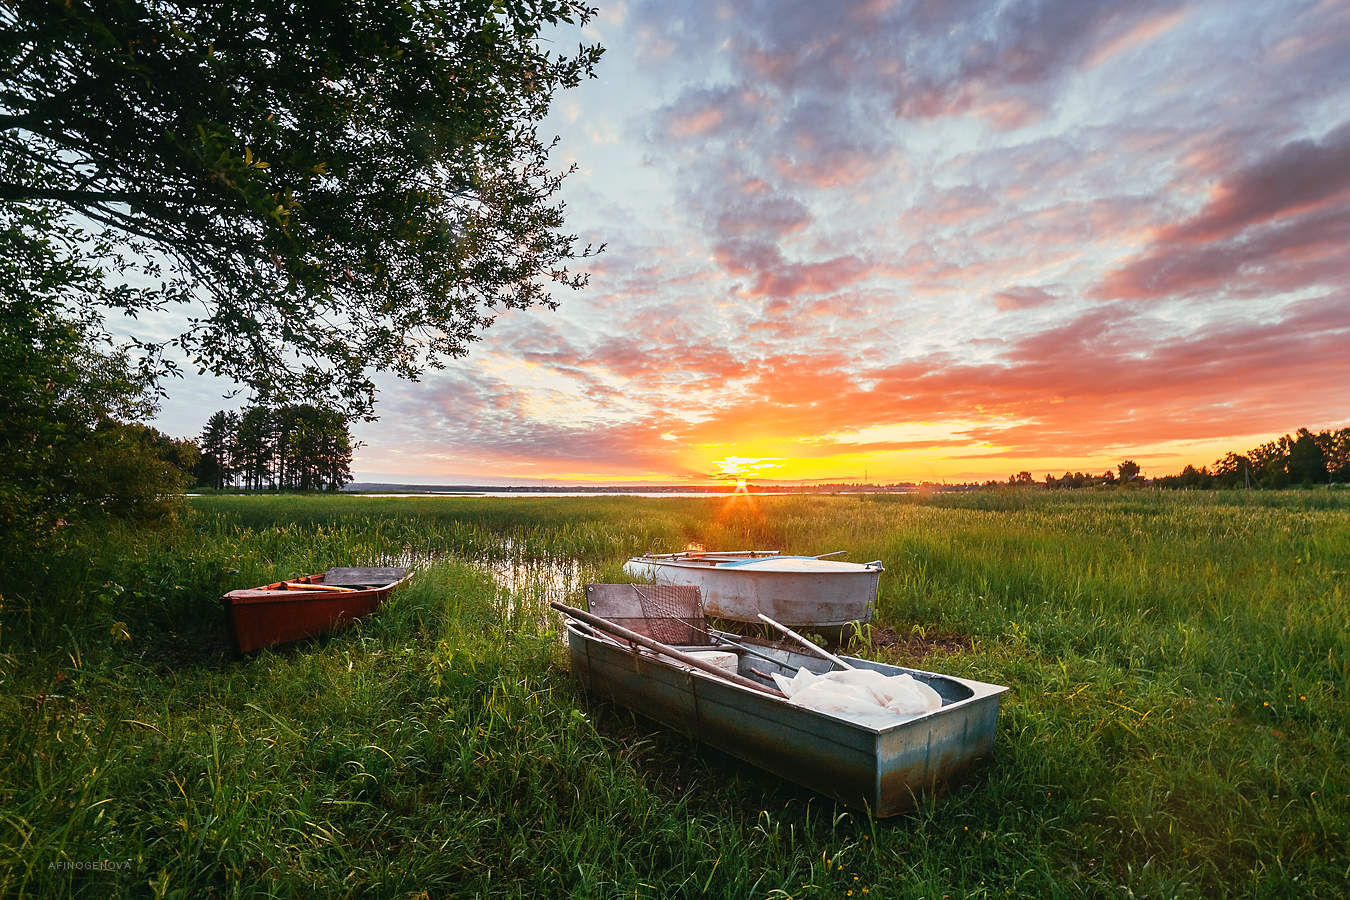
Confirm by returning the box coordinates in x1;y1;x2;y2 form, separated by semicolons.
711;456;784;482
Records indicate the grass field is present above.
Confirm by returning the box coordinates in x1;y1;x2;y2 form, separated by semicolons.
2;490;1347;897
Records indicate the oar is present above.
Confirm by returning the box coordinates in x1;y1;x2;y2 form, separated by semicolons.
756;613;855;671
812;550;847;558
552;602;785;698
283;582;356;592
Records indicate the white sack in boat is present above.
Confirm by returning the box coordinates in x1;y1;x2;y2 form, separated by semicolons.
786;679;887;717
774;667;943;721
771;666;821;697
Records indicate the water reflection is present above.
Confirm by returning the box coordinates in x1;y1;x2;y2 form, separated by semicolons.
378;537;594;636
481;553;589;633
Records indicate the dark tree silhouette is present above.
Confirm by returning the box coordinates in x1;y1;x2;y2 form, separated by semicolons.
1288;429;1328;484
196;410;239;490
199;404;352;490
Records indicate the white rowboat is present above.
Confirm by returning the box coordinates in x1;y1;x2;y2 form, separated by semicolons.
622;550;883;628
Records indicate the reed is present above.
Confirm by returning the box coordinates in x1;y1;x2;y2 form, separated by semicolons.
1;490;1346;896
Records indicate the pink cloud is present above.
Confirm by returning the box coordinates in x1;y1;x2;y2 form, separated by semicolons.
745;254;872;299
1086;7;1189;68
1097;205;1350;300
994;286;1056;311
668;106;725;139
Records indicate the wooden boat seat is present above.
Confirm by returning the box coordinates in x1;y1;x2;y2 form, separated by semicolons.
322;566;409;588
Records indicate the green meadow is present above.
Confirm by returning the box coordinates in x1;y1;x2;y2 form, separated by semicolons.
2;491;1347;897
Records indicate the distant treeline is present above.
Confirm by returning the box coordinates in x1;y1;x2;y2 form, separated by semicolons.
1153;427;1348;489
197;404;353;491
1000;426;1349;490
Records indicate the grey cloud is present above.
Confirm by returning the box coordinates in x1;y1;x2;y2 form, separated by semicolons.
1165;120;1350;243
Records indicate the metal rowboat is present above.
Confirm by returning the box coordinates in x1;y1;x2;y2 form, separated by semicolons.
563;585;1007;816
622;550;883;628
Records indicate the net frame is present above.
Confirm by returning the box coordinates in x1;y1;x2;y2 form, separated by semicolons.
630;583;711;646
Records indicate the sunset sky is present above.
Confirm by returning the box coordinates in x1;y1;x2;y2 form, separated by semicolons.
159;0;1350;485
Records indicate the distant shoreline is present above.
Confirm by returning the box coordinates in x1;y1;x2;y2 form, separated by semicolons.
340;482;934;495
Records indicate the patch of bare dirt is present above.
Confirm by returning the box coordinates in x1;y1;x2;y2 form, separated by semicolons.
134;626;235;671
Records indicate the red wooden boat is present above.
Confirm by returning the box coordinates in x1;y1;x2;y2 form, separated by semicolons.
221;567;411;654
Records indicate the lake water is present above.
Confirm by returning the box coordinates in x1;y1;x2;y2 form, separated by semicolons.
351;490;875;498
359;491;725;498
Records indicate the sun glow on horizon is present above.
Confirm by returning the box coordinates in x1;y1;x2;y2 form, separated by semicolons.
710;456;784;480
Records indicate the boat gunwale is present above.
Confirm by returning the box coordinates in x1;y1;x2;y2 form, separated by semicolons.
626;555;883;574
564;619;1007;736
221;569;414;606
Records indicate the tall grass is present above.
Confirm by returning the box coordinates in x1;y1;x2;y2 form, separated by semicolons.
1;491;1346;896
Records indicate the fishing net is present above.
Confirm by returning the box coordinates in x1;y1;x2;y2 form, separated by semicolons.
631;583;711;646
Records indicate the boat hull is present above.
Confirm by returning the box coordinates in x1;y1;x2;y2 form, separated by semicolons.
221;567;410;654
565;622;1006;816
622;557;880;627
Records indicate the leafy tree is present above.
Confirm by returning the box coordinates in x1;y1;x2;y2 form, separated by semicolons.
1;197;201;633
1009;471;1034;485
1176;464;1208;488
203;403;352;490
1258;455;1290;488
235;406;274;490
1117;459;1141;482
1;1;603;417
196;410;239;489
1287;428;1328;485
83;422;198;518
1312;428;1350;482
1;196;171;550
1249;436;1294;487
1211;452;1252;488
274;404;352;490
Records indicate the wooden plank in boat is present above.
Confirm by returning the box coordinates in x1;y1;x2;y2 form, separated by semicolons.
323;566;409;587
585;583;704;641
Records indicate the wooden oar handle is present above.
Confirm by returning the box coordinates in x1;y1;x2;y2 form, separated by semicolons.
284;582;356;592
